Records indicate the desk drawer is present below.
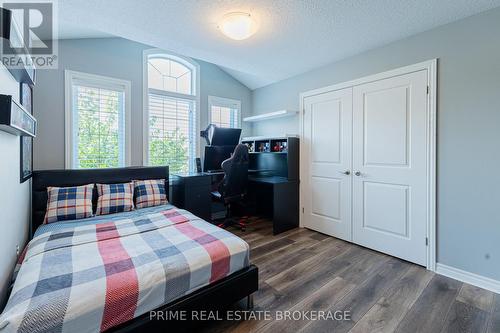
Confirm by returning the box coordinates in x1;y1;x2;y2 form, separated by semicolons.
184;175;211;187
184;185;211;220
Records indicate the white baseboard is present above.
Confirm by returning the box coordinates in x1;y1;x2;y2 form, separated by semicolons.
436;263;500;294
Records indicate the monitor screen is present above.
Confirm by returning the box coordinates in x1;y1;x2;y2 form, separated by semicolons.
210;127;241;146
203;145;235;172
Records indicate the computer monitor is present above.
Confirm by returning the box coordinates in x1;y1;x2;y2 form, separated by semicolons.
203;145;235;172
210;127;241;146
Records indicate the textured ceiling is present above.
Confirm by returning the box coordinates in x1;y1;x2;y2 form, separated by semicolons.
57;0;500;89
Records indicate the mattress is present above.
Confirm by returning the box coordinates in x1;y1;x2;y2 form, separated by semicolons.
0;205;250;333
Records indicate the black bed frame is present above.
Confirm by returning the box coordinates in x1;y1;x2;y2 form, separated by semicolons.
31;166;172;234
31;166;258;332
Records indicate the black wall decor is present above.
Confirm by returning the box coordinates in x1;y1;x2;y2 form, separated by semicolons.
1;7;11;40
20;83;33;182
1;7;36;182
0;7;36;85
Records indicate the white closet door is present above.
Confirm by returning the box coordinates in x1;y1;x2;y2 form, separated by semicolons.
352;70;428;265
303;88;352;241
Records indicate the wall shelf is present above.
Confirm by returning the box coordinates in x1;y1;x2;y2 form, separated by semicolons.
243;110;298;122
0;94;37;137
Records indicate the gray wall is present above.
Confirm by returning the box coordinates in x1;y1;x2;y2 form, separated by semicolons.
0;65;30;305
34;38;252;169
251;7;500;280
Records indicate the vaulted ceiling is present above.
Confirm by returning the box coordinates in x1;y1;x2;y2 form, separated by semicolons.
58;0;500;89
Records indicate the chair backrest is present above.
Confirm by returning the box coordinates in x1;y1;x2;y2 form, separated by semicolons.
220;144;249;202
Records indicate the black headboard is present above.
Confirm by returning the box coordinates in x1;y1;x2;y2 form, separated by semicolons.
31;166;169;237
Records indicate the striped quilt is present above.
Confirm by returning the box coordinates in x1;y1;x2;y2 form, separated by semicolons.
0;207;250;333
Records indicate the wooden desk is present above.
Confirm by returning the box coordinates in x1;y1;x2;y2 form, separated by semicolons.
248;176;299;234
171;173;299;235
171;173;212;221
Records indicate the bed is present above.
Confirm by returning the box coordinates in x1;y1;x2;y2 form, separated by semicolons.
0;167;258;333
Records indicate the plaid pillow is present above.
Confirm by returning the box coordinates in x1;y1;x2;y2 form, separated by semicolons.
96;182;134;216
134;179;167;209
44;184;94;224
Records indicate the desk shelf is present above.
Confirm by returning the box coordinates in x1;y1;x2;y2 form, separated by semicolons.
241;136;299;182
242;137;293;154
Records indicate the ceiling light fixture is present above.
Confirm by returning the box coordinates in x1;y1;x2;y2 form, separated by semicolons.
218;12;258;41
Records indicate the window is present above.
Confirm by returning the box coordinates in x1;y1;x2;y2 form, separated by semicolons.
144;50;199;173
65;71;131;169
208;96;241;128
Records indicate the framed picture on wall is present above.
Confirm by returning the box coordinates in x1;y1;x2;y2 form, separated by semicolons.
20;82;33;183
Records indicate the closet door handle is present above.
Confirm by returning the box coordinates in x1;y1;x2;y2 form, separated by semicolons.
340;170;351;175
354;171;362;176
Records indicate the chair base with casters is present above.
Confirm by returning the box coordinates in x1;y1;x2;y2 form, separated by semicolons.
211;191;248;231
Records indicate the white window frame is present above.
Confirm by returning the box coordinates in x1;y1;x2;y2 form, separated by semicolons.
142;49;201;170
64;70;131;169
208;95;242;128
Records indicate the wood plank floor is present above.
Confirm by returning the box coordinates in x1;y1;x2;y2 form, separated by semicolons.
200;218;499;333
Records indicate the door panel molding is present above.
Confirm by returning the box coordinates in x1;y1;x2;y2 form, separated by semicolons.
362;181;410;238
362;85;410;167
300;59;437;271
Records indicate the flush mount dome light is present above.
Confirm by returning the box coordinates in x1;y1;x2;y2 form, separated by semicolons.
218;12;258;40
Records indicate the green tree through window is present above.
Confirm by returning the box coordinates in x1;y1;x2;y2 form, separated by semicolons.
148;118;189;173
75;86;122;169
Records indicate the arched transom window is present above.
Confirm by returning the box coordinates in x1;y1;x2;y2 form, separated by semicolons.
148;57;193;95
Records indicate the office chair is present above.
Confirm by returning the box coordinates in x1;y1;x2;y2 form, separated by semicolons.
211;144;249;231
